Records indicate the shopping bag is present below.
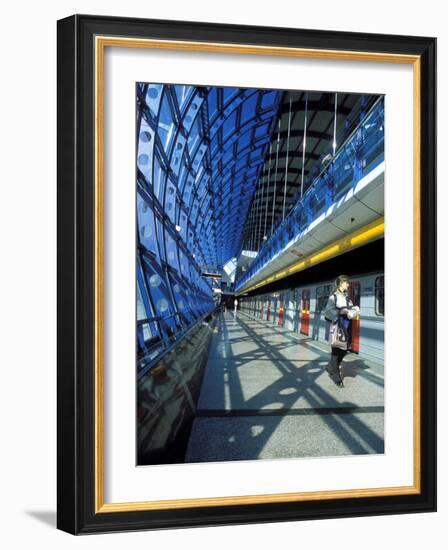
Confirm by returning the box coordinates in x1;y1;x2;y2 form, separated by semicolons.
329;317;349;350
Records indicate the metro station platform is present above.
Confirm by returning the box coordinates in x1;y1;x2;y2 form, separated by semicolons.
185;311;384;463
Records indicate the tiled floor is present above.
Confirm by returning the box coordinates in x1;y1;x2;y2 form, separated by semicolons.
185;311;384;463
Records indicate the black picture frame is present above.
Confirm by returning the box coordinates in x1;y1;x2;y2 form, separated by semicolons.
57;14;436;535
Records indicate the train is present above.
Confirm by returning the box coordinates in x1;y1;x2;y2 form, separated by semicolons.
238;271;384;363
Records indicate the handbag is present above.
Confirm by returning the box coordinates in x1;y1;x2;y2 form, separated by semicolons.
329;316;349;350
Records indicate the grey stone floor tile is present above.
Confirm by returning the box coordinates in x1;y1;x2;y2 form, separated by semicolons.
186;312;384;462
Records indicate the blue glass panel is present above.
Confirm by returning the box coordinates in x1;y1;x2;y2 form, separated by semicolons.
222;110;237;141
182;178;193;209
171;274;193;324
193;144;207;169
259;109;276;122
137;151;151;182
235;156;248;173
171;133;187;176
238;140;251;157
197;174;208;199
190;200;199;226
223;87;239;107
188;116;202;156
137;118;154;183
174;84;192;112
184;96;203;133
142;257;177;335
146;84;163;118
210;112;225;135
156;218;166;261
158;91;175;151
178;249;190;281
210;134;219;157
261;90;278;111
250;149;261;163
137;264;152;320
165;231;179;271
137;194;158;257
255;122;270;139
178;209;188;241
152;153;165;201
164;180;177;223
178;160;189;193
207;87;218;121
241;93;258;125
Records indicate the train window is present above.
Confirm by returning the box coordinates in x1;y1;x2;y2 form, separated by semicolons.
375;276;384;316
349;281;361;307
315;284;332;312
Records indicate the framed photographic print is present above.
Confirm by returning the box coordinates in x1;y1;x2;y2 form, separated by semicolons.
57;14;436;534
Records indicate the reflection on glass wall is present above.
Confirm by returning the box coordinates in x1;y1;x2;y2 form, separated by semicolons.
136;83;282;365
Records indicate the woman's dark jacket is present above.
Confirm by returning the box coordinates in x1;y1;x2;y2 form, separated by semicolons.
324;291;354;348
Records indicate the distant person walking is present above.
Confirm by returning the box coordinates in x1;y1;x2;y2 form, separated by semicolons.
324;275;360;387
233;298;238;315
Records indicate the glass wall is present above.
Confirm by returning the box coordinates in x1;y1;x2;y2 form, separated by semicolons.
136;83;282;365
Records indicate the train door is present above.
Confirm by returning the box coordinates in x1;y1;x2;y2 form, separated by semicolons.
278;294;284;326
300;289;311;335
285;291;294;330
349;281;361;353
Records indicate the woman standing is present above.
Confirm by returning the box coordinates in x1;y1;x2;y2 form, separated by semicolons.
324;274;360;387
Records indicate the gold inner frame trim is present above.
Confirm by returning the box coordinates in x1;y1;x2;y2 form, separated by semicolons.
94;35;421;513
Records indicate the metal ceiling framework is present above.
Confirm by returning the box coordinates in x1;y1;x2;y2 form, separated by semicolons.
236;95;385;292
137;83;282;271
239;91;377;256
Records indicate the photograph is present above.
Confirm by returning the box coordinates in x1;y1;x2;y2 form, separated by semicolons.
136;83;385;466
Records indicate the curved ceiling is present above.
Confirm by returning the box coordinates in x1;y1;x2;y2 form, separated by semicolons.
137;84;282;270
240;91;379;254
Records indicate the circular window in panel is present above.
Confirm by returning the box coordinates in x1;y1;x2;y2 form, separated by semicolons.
157;298;169;313
147;87;159;99
138;154;149;166
149;274;162;288
140;131;152;143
